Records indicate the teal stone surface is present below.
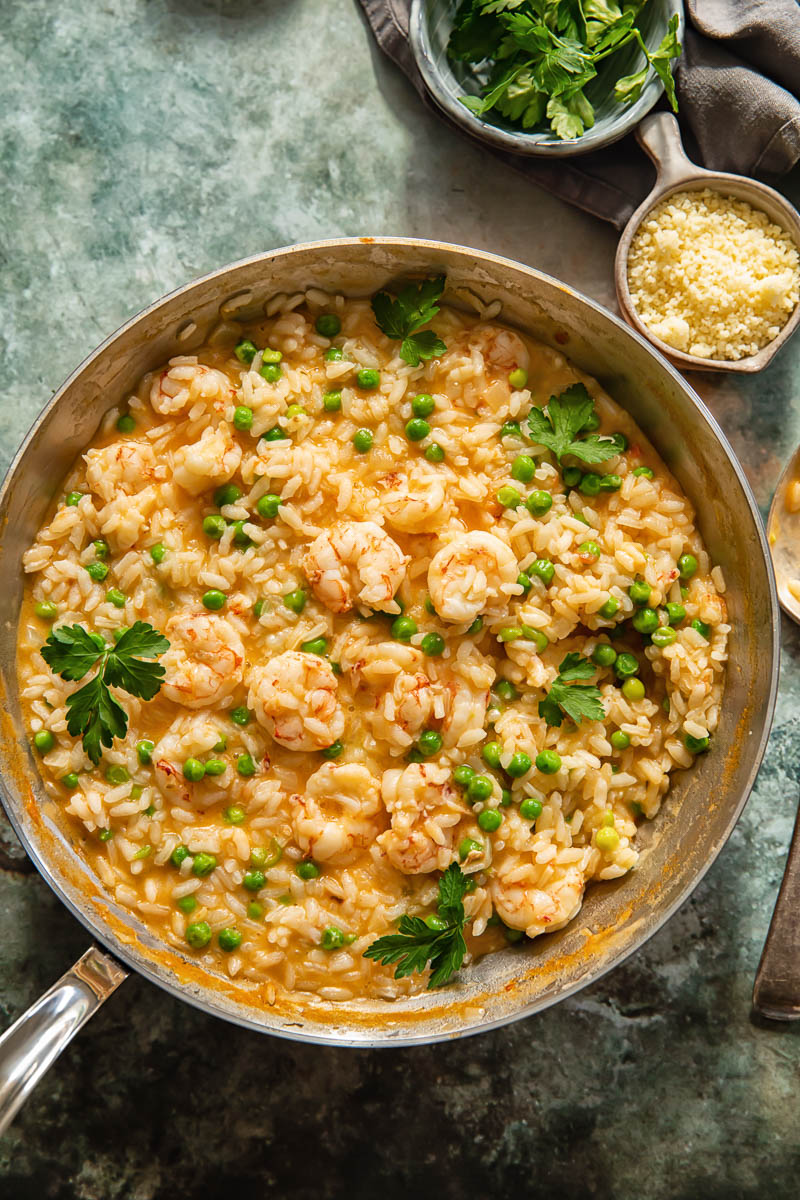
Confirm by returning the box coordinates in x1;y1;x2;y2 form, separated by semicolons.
1;2;800;1196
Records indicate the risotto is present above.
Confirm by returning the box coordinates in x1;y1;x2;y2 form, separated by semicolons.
17;281;729;1002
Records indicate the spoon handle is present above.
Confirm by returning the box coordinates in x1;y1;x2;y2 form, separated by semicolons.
635;112;701;190
753;800;800;1020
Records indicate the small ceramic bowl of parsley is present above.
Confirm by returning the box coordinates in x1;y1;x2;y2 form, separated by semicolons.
409;0;683;156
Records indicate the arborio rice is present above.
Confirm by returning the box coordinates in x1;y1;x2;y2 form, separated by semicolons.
18;289;729;1002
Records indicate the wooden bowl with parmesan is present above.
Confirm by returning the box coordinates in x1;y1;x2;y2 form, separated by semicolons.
615;113;800;374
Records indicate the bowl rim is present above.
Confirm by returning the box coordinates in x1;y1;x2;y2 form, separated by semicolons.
0;236;780;1046
408;0;683;158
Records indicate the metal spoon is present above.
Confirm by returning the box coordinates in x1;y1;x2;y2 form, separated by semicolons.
752;452;800;1019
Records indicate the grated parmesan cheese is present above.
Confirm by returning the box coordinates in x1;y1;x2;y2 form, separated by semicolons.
627;188;800;361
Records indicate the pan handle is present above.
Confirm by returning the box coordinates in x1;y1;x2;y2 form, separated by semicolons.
0;946;127;1134
753;799;800;1020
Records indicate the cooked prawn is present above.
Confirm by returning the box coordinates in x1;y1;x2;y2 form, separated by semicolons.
172;423;242;497
161;614;245;709
247;650;344;752
490;854;588;938
428;531;518;623
291;762;384;865
303;520;409;615
150;359;234;416
84;442;162;503
358;644;436;752
377;763;464;875
381;471;450;534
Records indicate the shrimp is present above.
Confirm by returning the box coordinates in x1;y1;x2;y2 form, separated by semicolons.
171;423;242;497
303;520;409;615
381;471;451;534
291;762;384;865
358;644;436;752
480;325;530;376
428;531;518;624
247;650;344;752
161;614;245;709
150;359;234;416
84;442;162;503
490;855;588;938
377;763;464;875
439;677;490;750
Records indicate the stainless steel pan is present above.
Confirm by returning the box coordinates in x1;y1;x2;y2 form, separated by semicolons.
0;238;779;1129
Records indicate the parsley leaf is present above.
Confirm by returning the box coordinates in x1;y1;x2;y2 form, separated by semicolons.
527;383;625;467
41;620;169;764
363;862;469;989
539;653;605;728
371;275;447;367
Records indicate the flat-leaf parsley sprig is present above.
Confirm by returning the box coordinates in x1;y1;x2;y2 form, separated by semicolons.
527;383;626;468
364;862;469;989
539;652;605;728
371;275;447;367
40;621;170;764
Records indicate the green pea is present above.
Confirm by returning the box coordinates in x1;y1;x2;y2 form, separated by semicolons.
323;390;342;412
296;860;320;880
234;339;258;364
651;626;677;648
283;588;307;613
202;589;226;611
592;643;617;668
610;730;630;750
579;473;602;496
391;616;418;641
405;418;430;442
253;599;265;619
459;836;483;862
177;895;198;915
262;425;288;441
531;559;555;585
578;540;601;560
633;466;654;479
258;345;281;364
500;787;513;807
236;754;256;777
286;404;307;420
66;491;84;508
666;602;686;625
629;579;651;606
412;393;435;418
468;616;484;635
562;467;582;488
61;772;79;789
98;828;114;842
223;805;246;825
526;489;553;517
596;827;620;852
213;735;228;752
614;652;639;679
182;758;205;782
467;775;493;802
600;474;622;491
90;539;109;562
202;758;226;777
599;596;619;619
34;600;58;621
622;678;645;702
321;925;346;950
482;741;502;769
213;483;241;508
508;367;528;389
516;572;532;597
507;752;532;778
105;765;129;784
511;455;536;484
252;839;283;869
497;486;522;509
357;368;380;390
478;808;502;833
691;619;711;640
260;362;282;383
132;845;151;861
315;313;341;338
186;921;212;949
192;853;217;878
536;749;561;775
218;928;242;952
425;914;448;932
685;734;710;754
520;627;548;652
231;405;253;433
453;765;476;788
254;494;280;522
519;797;542;821
498;626;522;642
201;514;225;541
678;553;698;580
421;632;445;657
170;844;190;868
500;421;522;440
494;679;517;702
353;428;373;454
632;607;659;635
229;706;250;727
324;346;344;362
118;412;138;435
85;562;109;582
106;588;126;608
150;543;166;564
230;520;251;549
425;443;446;463
323;740;344;760
418;729;443;757
247;901;264;920
243;869;266;892
301;637;328;657
135;739;154;765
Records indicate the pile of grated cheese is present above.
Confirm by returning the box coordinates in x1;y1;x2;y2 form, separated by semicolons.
627;188;800;361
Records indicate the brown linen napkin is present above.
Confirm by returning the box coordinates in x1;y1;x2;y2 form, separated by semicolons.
358;0;800;228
